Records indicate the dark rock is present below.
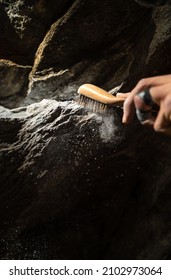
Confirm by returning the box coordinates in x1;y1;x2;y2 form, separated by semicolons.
0;0;73;65
145;5;171;75
0;100;171;259
0;59;31;108
26;0;171;104
0;0;171;261
0;99;124;258
28;0;151;102
1;1;171;107
0;100;124;227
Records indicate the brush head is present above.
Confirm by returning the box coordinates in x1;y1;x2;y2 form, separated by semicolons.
77;84;126;113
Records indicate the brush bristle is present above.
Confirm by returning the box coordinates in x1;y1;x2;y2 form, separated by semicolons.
78;94;110;113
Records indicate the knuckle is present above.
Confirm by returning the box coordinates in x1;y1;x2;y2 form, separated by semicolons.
124;96;134;110
153;123;161;132
137;78;147;88
124;96;131;106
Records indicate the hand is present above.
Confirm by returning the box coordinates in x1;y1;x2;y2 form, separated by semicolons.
117;75;171;134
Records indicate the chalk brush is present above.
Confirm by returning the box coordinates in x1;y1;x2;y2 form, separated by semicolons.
77;84;126;113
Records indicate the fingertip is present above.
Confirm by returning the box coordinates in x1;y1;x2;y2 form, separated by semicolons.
116;92;122;96
122;111;133;124
122;97;135;124
122;116;126;123
116;92;129;98
153;120;167;132
122;103;128;123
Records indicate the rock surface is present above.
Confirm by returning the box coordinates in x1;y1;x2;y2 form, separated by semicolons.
0;59;31;108
1;1;171;107
0;0;171;260
0;0;72;65
0;100;171;259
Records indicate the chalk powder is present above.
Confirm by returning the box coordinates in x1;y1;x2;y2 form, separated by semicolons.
95;111;124;144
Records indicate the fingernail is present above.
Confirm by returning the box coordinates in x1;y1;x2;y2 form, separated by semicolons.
122;116;126;123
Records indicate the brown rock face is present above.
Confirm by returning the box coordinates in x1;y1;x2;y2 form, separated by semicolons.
1;1;171;107
0;0;72;64
0;60;31;108
0;0;171;260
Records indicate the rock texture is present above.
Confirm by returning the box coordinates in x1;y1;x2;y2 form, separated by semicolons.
0;0;171;260
0;0;72;65
0;100;171;259
0;60;31;108
1;1;171;107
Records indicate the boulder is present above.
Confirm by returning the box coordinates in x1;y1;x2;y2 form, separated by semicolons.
0;0;171;261
0;59;31;108
0;100;171;259
1;1;171;107
27;1;171;104
28;0;151;102
0;0;72;64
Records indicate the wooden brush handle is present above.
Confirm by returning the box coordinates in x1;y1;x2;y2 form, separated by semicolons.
78;84;171;136
78;84;126;105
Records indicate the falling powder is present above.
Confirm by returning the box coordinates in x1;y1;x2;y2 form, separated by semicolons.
95;110;124;144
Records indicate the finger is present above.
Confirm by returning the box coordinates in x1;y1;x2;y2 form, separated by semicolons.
153;106;170;132
122;75;171;123
164;94;171;121
134;97;155;127
149;84;171;105
122;95;136;123
126;75;171;103
134;85;171;125
141;118;155;127
153;94;171;134
116;92;129;98
133;91;159;126
122;79;152;123
131;75;171;97
122;87;148;123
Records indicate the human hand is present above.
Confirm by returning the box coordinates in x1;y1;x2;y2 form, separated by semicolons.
117;75;171;135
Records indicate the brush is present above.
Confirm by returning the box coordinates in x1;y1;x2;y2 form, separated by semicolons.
77;84;126;113
77;84;171;136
